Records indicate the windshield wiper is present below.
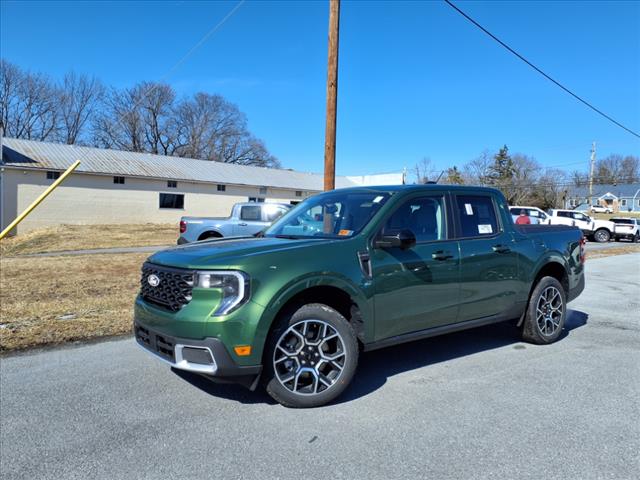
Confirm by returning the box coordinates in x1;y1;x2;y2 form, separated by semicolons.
274;234;304;239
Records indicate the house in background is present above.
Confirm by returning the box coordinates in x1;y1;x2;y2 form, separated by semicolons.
565;183;640;212
0;138;404;234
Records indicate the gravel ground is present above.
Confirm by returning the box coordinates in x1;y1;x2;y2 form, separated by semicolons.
1;253;638;480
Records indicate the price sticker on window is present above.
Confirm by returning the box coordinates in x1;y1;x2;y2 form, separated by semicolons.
464;203;474;215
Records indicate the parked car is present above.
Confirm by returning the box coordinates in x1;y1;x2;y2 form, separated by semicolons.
135;185;585;408
509;206;551;225
547;209;615;243
178;202;292;244
611;217;640;242
589;205;613;214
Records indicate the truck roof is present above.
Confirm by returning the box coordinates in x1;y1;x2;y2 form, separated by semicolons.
333;184;503;195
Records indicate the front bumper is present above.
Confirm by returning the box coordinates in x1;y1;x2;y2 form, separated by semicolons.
134;321;262;388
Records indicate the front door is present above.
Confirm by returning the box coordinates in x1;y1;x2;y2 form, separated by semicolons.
454;194;520;321
371;193;460;340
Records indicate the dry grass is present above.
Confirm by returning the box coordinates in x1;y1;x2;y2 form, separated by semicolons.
592;212;640;220
0;253;148;352
0;223;176;257
587;244;640;259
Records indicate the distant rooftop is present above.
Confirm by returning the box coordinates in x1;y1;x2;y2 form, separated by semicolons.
0;138;369;191
568;182;640;198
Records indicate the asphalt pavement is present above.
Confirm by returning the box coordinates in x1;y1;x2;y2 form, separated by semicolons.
1;254;639;479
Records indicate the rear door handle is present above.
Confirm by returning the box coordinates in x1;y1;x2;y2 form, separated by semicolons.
492;244;511;254
238;222;248;226
432;250;454;261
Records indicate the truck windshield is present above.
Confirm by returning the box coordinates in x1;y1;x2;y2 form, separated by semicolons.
265;191;392;239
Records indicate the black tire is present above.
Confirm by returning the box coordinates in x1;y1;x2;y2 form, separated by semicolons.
522;276;567;345
634;233;640;243
263;303;358;408
198;231;223;241
593;228;610;243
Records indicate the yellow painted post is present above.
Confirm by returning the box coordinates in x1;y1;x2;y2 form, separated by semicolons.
0;160;81;240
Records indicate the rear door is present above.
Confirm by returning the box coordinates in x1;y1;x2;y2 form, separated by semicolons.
371;192;460;339
455;193;520;321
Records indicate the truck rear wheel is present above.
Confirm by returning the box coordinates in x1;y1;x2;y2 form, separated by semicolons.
263;304;358;408
522;276;566;345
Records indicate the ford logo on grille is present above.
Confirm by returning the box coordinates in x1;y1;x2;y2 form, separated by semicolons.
147;274;160;287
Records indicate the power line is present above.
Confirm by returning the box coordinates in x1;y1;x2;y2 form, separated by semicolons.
443;0;640;139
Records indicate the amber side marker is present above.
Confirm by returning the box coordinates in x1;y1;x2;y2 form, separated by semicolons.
234;346;252;356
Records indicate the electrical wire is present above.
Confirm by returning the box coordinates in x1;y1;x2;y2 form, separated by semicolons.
443;0;640;139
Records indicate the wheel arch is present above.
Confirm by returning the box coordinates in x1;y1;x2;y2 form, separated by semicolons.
255;275;372;357
197;230;223;241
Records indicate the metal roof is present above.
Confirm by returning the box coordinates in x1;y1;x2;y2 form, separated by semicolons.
0;138;357;191
568;183;640;199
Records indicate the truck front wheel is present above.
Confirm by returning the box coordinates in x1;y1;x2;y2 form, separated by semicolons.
263;304;359;408
521;276;567;345
594;228;610;243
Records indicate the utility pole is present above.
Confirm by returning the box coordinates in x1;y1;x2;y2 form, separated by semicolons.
323;0;340;192
588;141;596;208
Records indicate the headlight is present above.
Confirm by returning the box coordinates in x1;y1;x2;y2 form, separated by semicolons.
195;271;250;316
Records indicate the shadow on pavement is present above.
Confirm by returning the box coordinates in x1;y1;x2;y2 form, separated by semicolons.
173;310;588;406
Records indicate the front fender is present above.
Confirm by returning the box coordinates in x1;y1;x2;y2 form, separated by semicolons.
250;272;373;361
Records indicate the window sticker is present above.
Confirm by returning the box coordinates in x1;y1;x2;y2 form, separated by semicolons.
464;203;474;215
373;196;384;203
338;229;354;236
478;224;493;234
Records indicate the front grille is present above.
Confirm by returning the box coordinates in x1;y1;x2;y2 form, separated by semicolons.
140;263;194;312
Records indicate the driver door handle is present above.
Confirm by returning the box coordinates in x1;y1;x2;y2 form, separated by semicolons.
492;244;511;254
432;250;454;261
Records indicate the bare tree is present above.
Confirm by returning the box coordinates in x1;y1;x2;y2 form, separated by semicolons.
412;157;434;184
0;60;58;141
3;60;279;167
462;150;492;185
173;92;279;167
57;72;104;144
93;85;147;152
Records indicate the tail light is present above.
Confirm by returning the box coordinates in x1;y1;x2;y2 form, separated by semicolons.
179;220;187;234
579;236;586;264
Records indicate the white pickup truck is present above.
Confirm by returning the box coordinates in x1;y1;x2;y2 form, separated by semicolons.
178;202;292;244
547;209;615;243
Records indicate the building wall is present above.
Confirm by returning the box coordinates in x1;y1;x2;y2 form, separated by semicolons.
1;169;310;234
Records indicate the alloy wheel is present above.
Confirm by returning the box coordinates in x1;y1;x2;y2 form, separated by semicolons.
536;286;563;336
273;320;346;396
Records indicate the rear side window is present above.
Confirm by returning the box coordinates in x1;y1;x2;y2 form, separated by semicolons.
457;195;498;237
240;205;262;221
557;211;572;218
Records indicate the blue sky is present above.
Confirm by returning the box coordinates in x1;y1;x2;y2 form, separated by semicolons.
1;0;639;177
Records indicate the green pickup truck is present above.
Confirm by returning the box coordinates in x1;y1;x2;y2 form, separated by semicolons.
134;185;585;407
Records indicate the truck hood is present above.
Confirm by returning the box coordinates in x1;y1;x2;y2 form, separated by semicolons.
147;236;332;269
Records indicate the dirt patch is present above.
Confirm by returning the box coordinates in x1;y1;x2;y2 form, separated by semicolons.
0;253;148;352
0;223;176;257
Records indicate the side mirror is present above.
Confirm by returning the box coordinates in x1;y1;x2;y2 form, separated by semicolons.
375;229;416;250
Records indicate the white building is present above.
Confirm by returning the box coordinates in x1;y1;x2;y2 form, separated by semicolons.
0;138;404;234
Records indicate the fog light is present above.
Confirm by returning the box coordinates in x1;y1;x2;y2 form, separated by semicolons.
182;347;214;365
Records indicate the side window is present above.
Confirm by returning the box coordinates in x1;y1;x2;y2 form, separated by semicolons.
457;195;499;237
264;206;287;222
240;205;262;221
557;211;571;218
383;196;446;242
